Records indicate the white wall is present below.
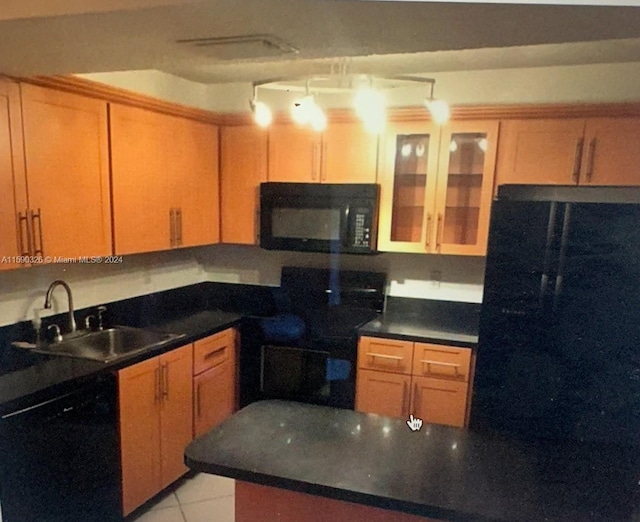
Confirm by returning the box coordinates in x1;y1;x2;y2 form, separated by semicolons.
197;245;485;304
0;249;206;327
80;61;640;112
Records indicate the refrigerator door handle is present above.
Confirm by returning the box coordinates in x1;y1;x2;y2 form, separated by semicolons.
539;202;558;309
552;203;572;313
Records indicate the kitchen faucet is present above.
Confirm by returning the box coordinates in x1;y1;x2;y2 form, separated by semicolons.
44;280;77;334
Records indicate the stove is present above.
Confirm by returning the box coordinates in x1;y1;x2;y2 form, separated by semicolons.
240;266;386;410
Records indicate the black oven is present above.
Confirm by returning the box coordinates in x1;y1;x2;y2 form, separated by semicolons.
259;182;380;254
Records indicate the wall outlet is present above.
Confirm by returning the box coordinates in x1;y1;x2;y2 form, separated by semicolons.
430;270;442;287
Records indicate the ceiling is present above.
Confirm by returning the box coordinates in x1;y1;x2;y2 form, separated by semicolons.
2;0;640;84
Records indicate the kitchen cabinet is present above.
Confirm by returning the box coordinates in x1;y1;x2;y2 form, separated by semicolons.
0;79;26;270
118;344;193;516
377;120;498;255
356;337;473;428
495;117;640;188
220;125;267;244
193;328;237;438
268;123;378;183
110;104;219;255
8;84;111;261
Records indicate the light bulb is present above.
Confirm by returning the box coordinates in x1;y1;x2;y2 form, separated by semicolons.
401;143;412;157
309;103;327;132
477;137;488;152
363;113;385;134
354;87;385;119
426;99;450;125
291;95;314;125
252;101;272;127
449;139;458;153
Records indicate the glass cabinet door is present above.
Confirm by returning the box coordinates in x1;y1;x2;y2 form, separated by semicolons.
435;121;499;255
378;122;441;252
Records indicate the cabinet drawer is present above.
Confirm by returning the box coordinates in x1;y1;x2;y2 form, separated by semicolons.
412;343;471;381
357;336;413;375
193;329;235;375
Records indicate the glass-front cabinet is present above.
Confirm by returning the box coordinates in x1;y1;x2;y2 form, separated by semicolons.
378;120;498;255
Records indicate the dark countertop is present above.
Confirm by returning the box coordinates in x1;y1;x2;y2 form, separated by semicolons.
185;400;640;522
0;309;241;414
359;299;480;347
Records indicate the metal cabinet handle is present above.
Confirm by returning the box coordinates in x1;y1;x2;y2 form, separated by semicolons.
196;381;202;418
585;138;597;182
30;209;44;256
169;208;175;248
572;138;584;184
176;208;183;246
204;346;226;360
311;143;319;181
402;382;409;415
162;363;169;398
436;213;443;251
155;367;161;403
17;211;31;256
366;352;403;362
420;359;461;376
321;142;327;182
425;213;433;248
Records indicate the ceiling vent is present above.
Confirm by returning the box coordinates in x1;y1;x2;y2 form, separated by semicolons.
175;34;299;61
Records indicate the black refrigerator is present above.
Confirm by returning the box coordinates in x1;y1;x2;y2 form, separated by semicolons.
470;185;640;448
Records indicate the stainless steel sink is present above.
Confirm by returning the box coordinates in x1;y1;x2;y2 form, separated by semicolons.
12;326;185;363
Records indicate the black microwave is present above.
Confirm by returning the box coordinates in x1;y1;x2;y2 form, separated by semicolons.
259;182;380;254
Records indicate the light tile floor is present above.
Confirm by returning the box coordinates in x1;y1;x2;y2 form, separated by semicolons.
130;473;235;522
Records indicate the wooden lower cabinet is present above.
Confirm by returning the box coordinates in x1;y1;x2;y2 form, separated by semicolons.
236;481;440;522
355;369;411;419
193;328;237;438
118;344;193;516
356;336;472;428
410;376;468;428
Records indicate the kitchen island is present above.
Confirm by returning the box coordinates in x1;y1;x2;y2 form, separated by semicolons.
185;400;640;522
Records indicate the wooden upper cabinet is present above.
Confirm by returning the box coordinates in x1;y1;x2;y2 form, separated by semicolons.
267;122;378;184
581;118;640;186
320;123;377;183
377;121;441;253
268;124;319;182
174;118;220;248
111;105;220;255
435;120;499;256
378;119;497;256
220;125;267;244
0;79;27;269
110;104;171;255
21;84;112;258
495;119;586;187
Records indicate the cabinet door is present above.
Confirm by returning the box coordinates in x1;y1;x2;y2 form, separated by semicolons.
175;118;220;248
321;123;378;184
21;84;112;258
110;104;172;255
435;121;498;256
159;344;193;489
220;125;267;244
377;121;440;253
355;368;411;419
357;336;413;375
118;357;161;516
495;119;585;188
268;124;319;182
0;80;27;269
411;375;468;428
194;358;235;437
581;117;640;186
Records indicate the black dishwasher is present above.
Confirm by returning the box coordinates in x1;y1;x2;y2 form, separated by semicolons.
0;374;121;522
